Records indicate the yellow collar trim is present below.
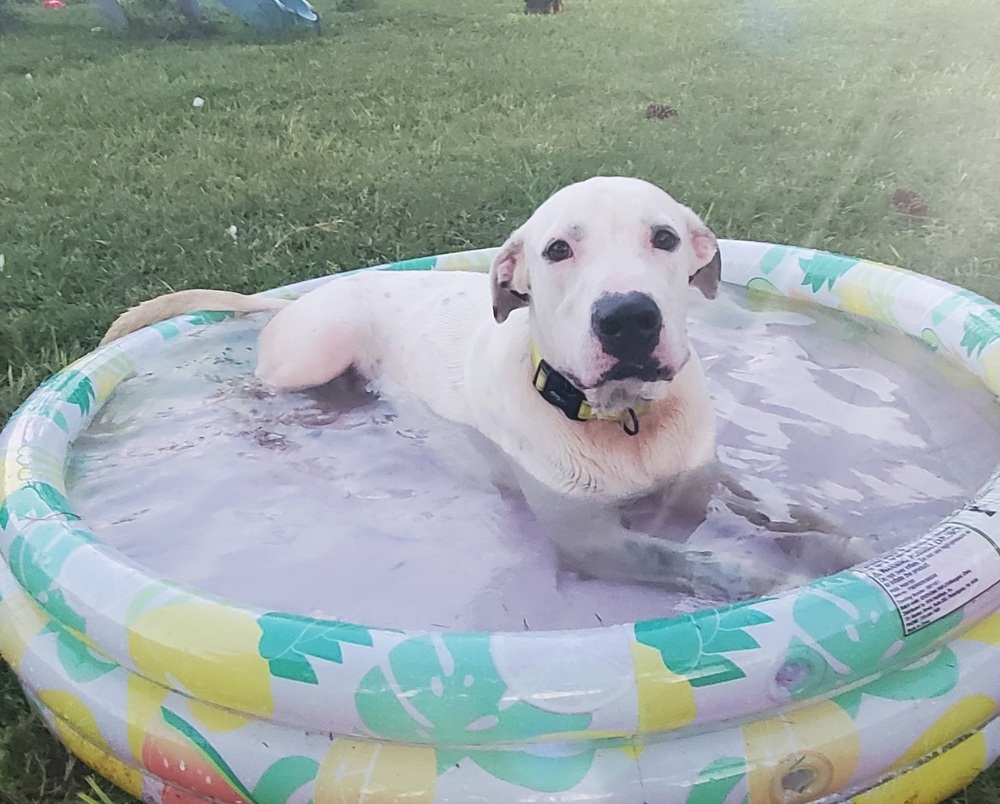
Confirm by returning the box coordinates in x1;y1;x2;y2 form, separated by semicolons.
529;342;649;434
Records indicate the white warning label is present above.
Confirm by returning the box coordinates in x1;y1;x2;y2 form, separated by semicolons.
856;508;1000;636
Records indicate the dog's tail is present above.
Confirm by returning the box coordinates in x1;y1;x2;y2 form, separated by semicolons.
100;289;291;346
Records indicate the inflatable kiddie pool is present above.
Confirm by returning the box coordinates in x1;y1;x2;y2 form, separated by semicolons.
2;240;1000;804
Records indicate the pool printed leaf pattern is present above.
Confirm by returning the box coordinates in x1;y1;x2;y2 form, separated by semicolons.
788;573;961;701
10;522;118;682
759;244;790;275
251;755;319;803
151;321;182;340
258;612;374;685
6;522;116;681
6;369;94;433
53;626;118;682
67;351;135;404
6;522;93;598
959;309;1000;358
0;481;79;529
798;252;859;293
36;370;97;420
356;633;595;790
44;588;87;633
634;606;773;687
929;288;988;327
687;755;748;804
186;310;236;327
382;255;438;272
834;646;959;718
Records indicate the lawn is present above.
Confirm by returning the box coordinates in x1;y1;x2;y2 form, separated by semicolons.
1;0;1000;800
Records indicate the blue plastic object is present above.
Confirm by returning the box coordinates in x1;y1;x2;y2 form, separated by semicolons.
214;0;319;29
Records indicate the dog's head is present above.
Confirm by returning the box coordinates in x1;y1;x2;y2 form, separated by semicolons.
490;176;720;411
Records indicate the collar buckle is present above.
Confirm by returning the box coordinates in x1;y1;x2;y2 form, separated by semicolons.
533;359;589;422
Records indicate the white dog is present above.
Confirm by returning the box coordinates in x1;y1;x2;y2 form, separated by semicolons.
103;176;721;502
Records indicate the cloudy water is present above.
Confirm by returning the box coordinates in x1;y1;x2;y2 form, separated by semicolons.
67;287;1000;631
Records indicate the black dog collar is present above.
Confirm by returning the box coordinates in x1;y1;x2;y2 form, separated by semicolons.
530;343;643;436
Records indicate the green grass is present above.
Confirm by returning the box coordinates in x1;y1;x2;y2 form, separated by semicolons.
0;670;126;804
2;0;1000;800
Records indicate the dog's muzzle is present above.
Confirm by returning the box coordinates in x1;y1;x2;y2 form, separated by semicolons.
591;292;670;383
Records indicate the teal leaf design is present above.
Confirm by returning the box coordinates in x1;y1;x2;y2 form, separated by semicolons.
258;612;374;684
0;482;79;529
788;573;961;702
44;588;86;632
634;605;773;688
185;310;235;327
357;634;594;790
65;377;96;417
382;255;437;272
797;252;858;293
930;289;985;326
834;646;959;718
160;707;253;801
687;755;748;804
44;588;118;682
759;245;790;275
6;522;109;679
53;627;118;683
252;756;319;803
959;309;1000;358
5;522;92;597
35;370;96;419
438;747;596;794
151;321;181;340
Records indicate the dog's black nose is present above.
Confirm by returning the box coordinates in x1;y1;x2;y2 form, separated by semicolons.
591;292;662;361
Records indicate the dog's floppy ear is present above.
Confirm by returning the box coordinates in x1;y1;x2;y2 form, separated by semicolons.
490;231;530;323
686;212;722;300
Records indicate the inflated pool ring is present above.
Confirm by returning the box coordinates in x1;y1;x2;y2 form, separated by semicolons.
2;240;1000;804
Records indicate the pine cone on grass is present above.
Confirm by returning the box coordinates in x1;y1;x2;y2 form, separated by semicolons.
645;103;678;120
890;188;930;222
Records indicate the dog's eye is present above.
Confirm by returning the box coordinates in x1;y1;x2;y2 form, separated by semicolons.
544;240;573;262
652;228;680;252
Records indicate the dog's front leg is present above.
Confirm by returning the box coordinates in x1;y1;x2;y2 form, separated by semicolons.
517;468;808;601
